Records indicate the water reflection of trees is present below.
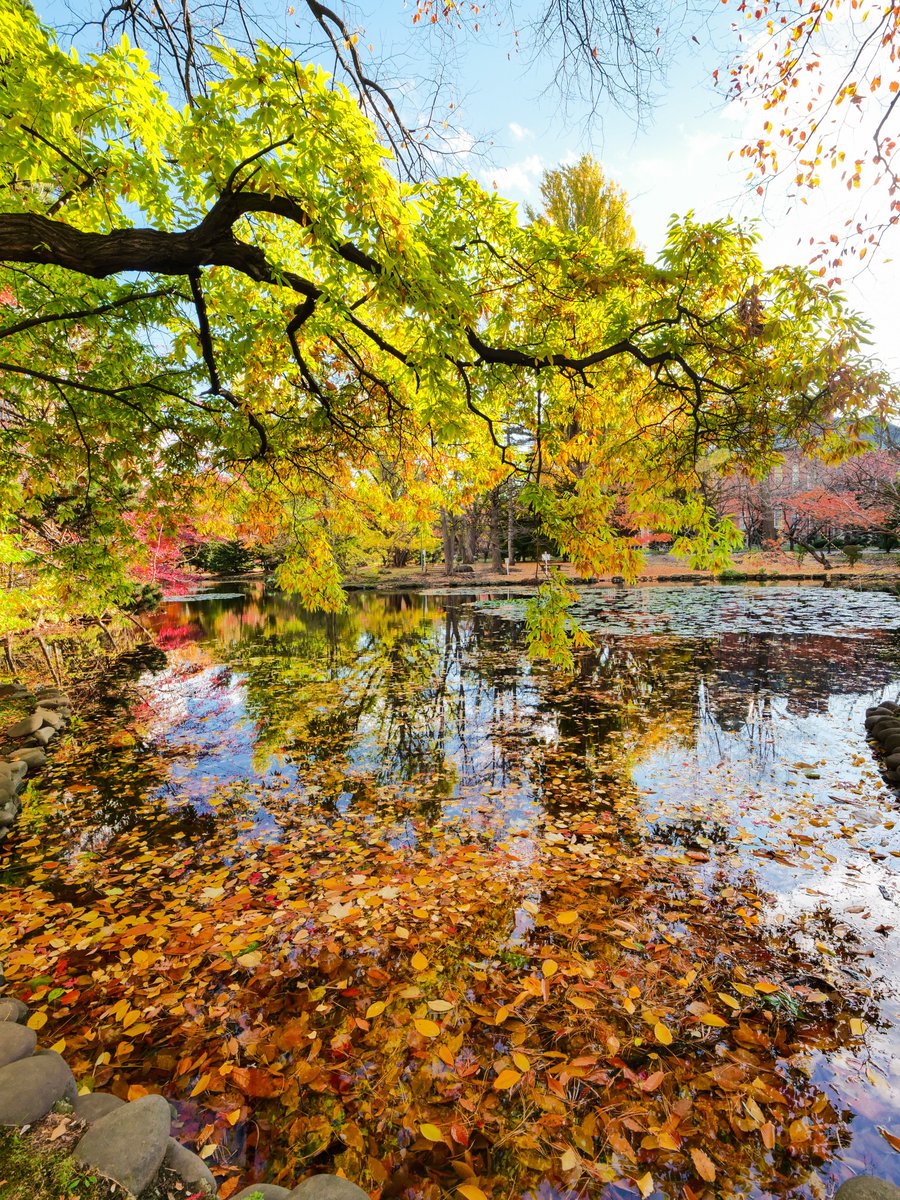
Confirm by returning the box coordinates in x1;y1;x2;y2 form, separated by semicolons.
155;590;900;815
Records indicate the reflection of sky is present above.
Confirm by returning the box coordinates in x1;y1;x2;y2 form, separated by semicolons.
142;584;900;1182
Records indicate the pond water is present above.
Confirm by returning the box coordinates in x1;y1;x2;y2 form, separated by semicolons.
4;582;900;1200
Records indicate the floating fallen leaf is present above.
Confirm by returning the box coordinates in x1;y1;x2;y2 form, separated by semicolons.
878;1126;900;1153
457;1186;487;1200
690;1147;717;1182
636;1171;654;1198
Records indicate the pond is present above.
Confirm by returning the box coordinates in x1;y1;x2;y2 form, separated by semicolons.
3;582;900;1200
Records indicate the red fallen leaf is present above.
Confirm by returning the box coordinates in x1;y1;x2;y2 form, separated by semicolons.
450;1123;469;1147
230;1066;283;1098
638;1070;665;1092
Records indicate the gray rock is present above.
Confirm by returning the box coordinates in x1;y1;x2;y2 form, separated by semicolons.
75;1093;172;1196
5;714;41;739
0;1022;36;1067
35;707;64;730
0;996;28;1024
8;747;43;768
0;1049;77;1125
30;726;55;746
0;760;27;780
836;1178;900;1200
234;1187;291;1200
164;1138;216;1194
886;752;900;769
286;1176;370;1200
0;804;17;827
73;1092;126;1124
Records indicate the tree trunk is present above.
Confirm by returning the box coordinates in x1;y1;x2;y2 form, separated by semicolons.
507;496;515;567
490;488;503;572
441;508;455;576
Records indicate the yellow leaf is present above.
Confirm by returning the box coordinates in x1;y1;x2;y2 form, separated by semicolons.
190;1073;211;1098
26;1012;47;1031
50;1038;66;1053
654;1022;673;1045
512;1052;530;1073
458;1187;487;1200
495;1006;510;1025
411;951;429;971
557;911;578;925
733;982;756;997
419;1123;444;1142
717;993;740;1010
850;1017;866;1036
699;1013;728;1027
493;1069;522;1091
560;1148;581;1172
636;1171;654;1198
414;1019;440;1038
754;981;779;994
569;995;596;1011
428;1000;453;1012
690;1147;717;1182
542;960;558;978
366;1001;386;1019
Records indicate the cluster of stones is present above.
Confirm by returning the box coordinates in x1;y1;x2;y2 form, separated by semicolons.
0;992;368;1200
0;681;72;841
865;700;900;784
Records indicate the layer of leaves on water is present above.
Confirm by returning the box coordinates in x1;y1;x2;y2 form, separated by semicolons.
475;585;900;640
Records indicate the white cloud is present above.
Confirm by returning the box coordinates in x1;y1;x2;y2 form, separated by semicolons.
478;154;545;207
509;122;533;142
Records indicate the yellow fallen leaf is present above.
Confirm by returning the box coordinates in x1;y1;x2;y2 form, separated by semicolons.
190;1073;211;1098
560;1148;581;1172
557;911;578;925
542;960;558;978
699;1013;728;1028
493;1069;522;1091
636;1171;654;1198
428;1000;453;1012
733;982;756;997
458;1186;487;1200
717;993;740;1009
419;1123;444;1142
366;1001;386;1019
569;995;596;1011
512;1052;530;1073
754;981;779;994
495;1006;510;1025
414;1019;440;1038
50;1038;66;1054
26;1012;47;1031
411;951;429;971
654;1022;673;1045
850;1017;866;1036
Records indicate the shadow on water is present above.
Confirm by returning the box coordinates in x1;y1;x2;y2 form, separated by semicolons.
3;582;900;1197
